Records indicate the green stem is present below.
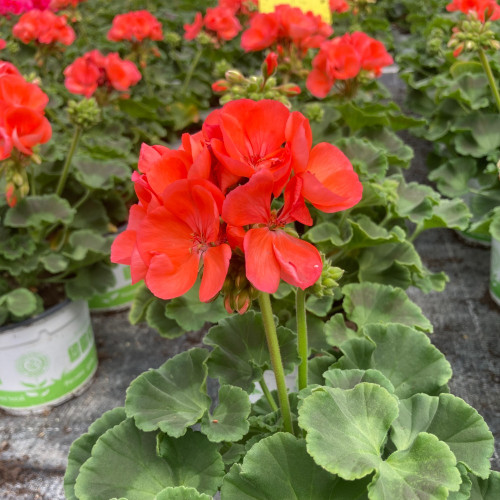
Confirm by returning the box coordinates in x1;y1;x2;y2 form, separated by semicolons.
478;48;500;113
296;288;308;391
55;125;82;196
259;378;278;412
258;292;294;434
180;47;203;95
409;224;423;243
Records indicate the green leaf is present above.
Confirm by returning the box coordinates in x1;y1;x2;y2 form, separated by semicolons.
342;283;433;333
74;158;130;190
349;216;406;249
299;384;399;480
164;281;228;331
469;470;500;499
64;408;127;500
74;418;174;500
307;355;337;385
324;313;359;347
156;429;225;495
449;464;472;500
146;300;184;339
421;198;471;231
40;253;69;273
204;311;299;392
65;263;116;301
129;285;155;324
368;433;461;500
323;368;395;394
4;195;75;228
0;234;36;260
3;288;38;319
362;128;414;169
439;74;490;110
155;487;211;500
428;157;477;198
393;178;435;224
338;136;389;180
450;61;484;78
390;393;494;478
220;433;369;499
305;294;333;316
65;230;112;260
305;221;352;246
356;324;452;399
125;348;211;437
201;385;251;443
453;114;500;157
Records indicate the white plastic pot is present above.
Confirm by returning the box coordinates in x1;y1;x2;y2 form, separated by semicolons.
0;300;97;414
87;263;140;312
490;236;500;307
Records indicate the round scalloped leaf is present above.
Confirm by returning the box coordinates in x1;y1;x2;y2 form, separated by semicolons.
299;384;398;480
324;368;395;394
155;486;211;500
201;384;251;442
368;433;461;500
156;429;225;495
4;194;75;228
391;393;494;478
342;283;433;333
468;470;500;499
125;348;211;437
360;324;452;399
4;288;38;319
64;408;127;500
204;311;299;392
449;464;472;500
74;418;175;500
220;433;370;499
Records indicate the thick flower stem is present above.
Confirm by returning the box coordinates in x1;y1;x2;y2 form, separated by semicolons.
259;378;278;412
478;48;500;113
180;47;203;95
56;125;82;196
258;292;294;434
296;288;308;391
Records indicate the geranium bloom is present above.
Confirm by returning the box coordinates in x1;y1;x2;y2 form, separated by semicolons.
330;0;350;12
0;0;33;15
307;32;393;98
107;10;163;42
446;0;500;22
64;50;141;98
219;0;258;16
50;0;85;10
184;7;241;42
203;99;292;195
12;9;75;46
114;180;231;301
0;61;21;77
241;5;332;53
184;12;204;40
222;170;322;293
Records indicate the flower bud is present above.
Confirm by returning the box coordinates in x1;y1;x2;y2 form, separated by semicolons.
67;98;100;129
225;70;245;83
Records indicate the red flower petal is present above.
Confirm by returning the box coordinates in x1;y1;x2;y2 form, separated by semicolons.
272;230;322;289
200;244;232;302
244;227;281;293
146;253;199;300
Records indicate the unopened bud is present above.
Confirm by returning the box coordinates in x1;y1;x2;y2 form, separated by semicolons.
225;70;245;84
67;98;100;129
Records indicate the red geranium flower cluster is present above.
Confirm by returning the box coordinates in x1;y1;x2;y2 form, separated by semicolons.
12;9;75;46
307;31;393;98
0;0;50;15
64;50;141;98
219;0;258;16
240;4;333;54
50;0;86;11
0;61;52;161
330;0;350;13
184;6;242;42
111;99;362;310
446;0;500;22
107;10;163;43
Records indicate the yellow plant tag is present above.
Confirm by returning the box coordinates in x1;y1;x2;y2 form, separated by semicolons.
258;0;332;24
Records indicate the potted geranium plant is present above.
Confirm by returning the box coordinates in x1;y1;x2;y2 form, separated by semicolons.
0;56;139;414
65;99;498;499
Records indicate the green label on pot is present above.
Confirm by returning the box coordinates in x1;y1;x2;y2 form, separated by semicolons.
490;238;500;303
88;265;140;310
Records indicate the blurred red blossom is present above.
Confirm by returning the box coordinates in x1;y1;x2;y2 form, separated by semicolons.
107;10;163;42
12;9;75;45
446;0;500;22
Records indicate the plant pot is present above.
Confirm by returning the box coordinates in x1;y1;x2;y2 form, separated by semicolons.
490;236;500;307
87;264;141;312
0;300;97;415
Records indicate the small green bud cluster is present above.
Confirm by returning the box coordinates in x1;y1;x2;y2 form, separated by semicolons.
448;17;500;55
214;70;300;108
67;98;101;129
303;103;325;123
164;31;181;47
427;28;446;55
213;59;232;78
310;260;344;297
